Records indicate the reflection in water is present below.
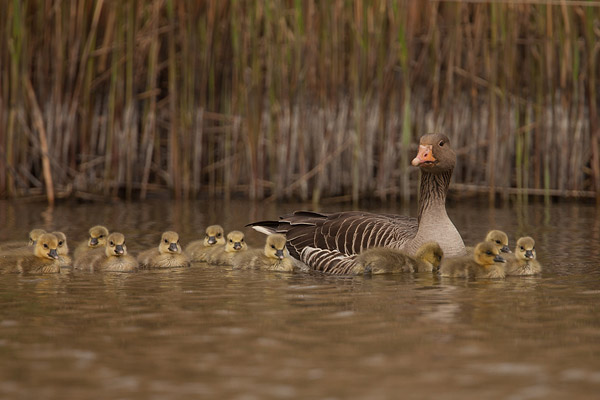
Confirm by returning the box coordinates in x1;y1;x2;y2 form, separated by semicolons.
0;199;599;399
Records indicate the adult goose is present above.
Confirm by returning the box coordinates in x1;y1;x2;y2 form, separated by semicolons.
248;133;465;271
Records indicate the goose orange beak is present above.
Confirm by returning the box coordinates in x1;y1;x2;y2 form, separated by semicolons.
411;145;436;166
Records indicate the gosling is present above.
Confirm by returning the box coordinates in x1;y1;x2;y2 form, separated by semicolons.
205;230;249;266
466;230;511;254
185;225;226;262
137;231;190;268
440;241;507;279
232;234;294;272
0;233;61;274
73;225;109;259
505;236;541;276
354;242;444;274
75;232;138;272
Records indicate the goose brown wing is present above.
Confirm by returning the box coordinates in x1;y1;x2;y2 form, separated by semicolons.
249;211;418;259
300;247;361;275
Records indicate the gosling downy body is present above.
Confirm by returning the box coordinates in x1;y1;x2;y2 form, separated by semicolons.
205;230;249;266
440;241;506;279
73;225;109;260
0;233;60;274
505;237;541;276
137;231;190;268
186;225;226;262
86;232;138;272
233;234;295;272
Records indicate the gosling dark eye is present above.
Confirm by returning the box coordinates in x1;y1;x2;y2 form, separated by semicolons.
520;246;524;251
495;240;501;244
241;239;244;242
58;241;63;246
110;241;114;246
217;233;222;238
438;140;444;147
229;239;233;243
164;239;169;243
43;244;48;249
99;235;104;238
486;251;492;256
271;245;275;249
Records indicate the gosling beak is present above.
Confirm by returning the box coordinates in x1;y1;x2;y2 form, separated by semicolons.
493;254;506;263
115;244;124;255
501;245;511;253
275;249;285;260
207;236;217;245
168;242;179;252
411;144;436;167
233;242;242;250
48;249;59;259
525;250;534;259
90;237;99;246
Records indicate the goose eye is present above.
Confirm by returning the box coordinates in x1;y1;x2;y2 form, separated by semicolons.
495;240;501;244
241;238;244;242
520;246;524;251
217;233;222;238
438;140;444;147
164;239;169;243
99;235;104;238
271;245;276;249
43;243;49;249
229;239;233;243
110;241;114;246
58;241;63;246
486;251;492;256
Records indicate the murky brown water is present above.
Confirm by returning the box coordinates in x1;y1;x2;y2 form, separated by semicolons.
0;198;599;399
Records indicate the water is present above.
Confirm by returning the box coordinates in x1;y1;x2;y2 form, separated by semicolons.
0;199;599;399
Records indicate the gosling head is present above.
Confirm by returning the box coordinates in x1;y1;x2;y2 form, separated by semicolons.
411;133;455;174
474;241;506;267
28;229;47;246
105;232;127;257
203;225;225;246
52;231;69;256
264;234;288;260
34;233;59;260
485;230;511;253
515;237;536;261
415;241;444;270
225;231;247;253
158;231;182;254
88;225;109;248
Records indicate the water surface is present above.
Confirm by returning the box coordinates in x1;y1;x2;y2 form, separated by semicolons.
0;199;599;399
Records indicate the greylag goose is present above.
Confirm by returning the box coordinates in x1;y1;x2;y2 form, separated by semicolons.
504;237;541;276
301;241;444;275
248;133;465;272
186;225;226;262
73;225;109;259
52;231;72;267
232;234;296;272
0;233;61;274
137;231;190;268
439;241;506;278
75;232;137;272
205;230;249;265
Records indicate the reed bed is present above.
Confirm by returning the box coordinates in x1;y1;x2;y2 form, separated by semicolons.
0;0;599;204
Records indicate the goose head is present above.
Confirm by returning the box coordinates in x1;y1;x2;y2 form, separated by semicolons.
474;241;506;267
88;225;109;248
225;231;247;253
34;233;60;260
264;234;289;260
105;232;127;257
203;225;225;246
411;133;455;173
515;237;536;261
158;231;182;254
415;241;444;270
52;231;69;256
485;230;510;253
28;229;47;245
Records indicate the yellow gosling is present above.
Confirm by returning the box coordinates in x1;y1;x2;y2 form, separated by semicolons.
185;225;226;262
73;225;109;260
205;230;249;266
0;233;60;274
137;231;190;268
440;241;506;279
353;242;444;274
505;237;541;276
233;234;294;272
